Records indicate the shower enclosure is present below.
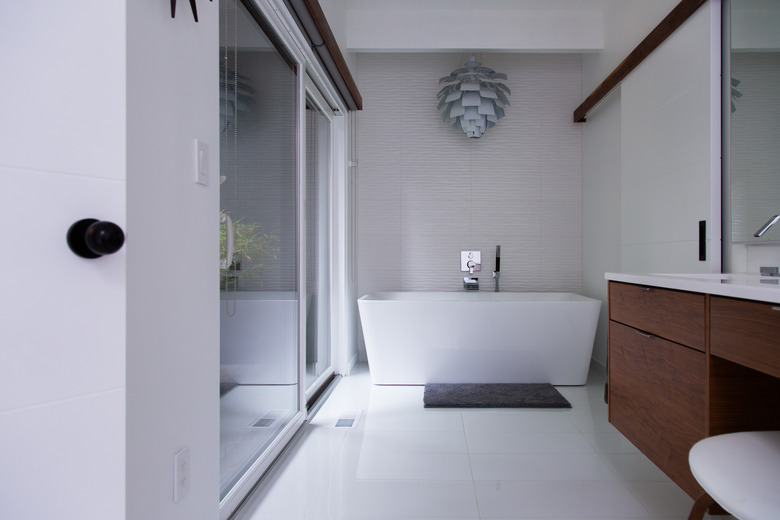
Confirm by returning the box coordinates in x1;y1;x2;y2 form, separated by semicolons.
218;0;335;514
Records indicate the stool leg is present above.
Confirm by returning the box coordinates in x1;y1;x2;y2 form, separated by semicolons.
688;493;716;520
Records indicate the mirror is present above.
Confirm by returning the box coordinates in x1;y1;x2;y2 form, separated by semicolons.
729;0;780;243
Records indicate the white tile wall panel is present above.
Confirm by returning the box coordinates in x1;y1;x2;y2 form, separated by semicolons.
619;4;718;274
0;167;125;412
622;241;705;274
0;2;126;181
622;160;711;246
0;389;125;519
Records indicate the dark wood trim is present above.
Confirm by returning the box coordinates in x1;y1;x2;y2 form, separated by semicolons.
573;0;708;123
303;0;363;110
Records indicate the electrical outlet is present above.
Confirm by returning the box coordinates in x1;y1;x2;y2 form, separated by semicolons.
173;446;191;503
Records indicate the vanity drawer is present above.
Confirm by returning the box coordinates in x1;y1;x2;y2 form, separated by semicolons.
609;282;706;351
710;296;780;379
608;320;706;497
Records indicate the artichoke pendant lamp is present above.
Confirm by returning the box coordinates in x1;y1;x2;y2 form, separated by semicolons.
437;55;510;138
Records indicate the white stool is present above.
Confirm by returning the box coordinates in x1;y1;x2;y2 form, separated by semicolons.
688;431;780;520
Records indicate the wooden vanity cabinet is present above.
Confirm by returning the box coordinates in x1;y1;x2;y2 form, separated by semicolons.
710;296;780;379
709;296;780;437
609;281;780;503
608;282;707;498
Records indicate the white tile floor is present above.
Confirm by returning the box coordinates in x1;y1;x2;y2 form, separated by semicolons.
233;364;733;520
220;384;298;498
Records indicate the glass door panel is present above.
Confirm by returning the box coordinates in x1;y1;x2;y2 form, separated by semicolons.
305;93;333;396
219;0;299;503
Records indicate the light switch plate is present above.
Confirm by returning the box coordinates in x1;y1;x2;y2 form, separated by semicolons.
460;251;481;272
195;139;209;185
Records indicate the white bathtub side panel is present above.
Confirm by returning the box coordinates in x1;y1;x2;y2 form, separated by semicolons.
358;298;601;385
220;299;298;385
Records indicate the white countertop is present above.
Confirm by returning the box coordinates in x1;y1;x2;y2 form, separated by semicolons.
605;272;780;304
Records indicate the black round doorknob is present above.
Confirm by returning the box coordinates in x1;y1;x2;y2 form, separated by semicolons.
67;219;125;259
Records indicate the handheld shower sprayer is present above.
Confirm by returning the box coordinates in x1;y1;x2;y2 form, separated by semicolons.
493;245;501;292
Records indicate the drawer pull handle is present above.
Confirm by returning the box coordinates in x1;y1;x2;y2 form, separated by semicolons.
641;287;654;292
635;331;654;339
772;306;780;312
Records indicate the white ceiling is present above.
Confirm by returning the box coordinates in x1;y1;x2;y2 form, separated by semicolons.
344;0;606;52
344;0;605;10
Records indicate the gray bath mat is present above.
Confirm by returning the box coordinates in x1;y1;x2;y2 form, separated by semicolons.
423;383;571;408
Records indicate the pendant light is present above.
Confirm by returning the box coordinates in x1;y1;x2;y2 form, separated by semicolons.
437;55;511;138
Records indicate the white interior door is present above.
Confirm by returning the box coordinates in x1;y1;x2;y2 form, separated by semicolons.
0;170;127;519
0;3;127;518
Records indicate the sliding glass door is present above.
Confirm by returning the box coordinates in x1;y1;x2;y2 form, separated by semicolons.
219;0;300;509
218;0;337;515
305;88;334;398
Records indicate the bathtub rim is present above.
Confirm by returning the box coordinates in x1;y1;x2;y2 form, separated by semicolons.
358;291;600;303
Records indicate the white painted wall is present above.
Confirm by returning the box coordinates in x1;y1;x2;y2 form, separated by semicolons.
319;0;357;73
582;89;622;372
346;8;603;52
126;2;220;519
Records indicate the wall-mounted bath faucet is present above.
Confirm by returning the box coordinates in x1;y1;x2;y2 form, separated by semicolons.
754;214;780;237
463;276;479;290
493;245;500;292
460;251;481;274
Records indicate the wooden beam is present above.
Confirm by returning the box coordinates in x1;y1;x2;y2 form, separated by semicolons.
304;0;363;110
573;0;708;123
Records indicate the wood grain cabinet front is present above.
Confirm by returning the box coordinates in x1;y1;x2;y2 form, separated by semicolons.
710;296;780;380
608;281;707;499
608;320;706;497
608;279;780;505
609;281;705;351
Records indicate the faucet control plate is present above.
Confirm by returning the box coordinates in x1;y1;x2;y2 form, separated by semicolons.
461;251;482;272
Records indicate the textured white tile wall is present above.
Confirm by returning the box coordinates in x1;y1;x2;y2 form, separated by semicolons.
356;53;583;303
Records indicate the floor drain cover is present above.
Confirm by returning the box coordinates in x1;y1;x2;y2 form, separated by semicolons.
332;409;362;428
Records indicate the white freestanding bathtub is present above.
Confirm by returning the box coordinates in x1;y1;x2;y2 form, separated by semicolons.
357;291;601;385
220;291;298;385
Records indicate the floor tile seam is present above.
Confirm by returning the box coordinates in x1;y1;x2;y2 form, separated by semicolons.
464;439;600;455
335;476;480;484
592;450;678;484
585;477;656;519
469;476;641;483
291;424;356;518
619;478;698;518
470;477;661;517
231;440;341;520
460;410;485;520
582;431;657;484
300;447;365;520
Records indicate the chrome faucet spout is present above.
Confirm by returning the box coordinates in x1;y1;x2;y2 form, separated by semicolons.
754;214;780;237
